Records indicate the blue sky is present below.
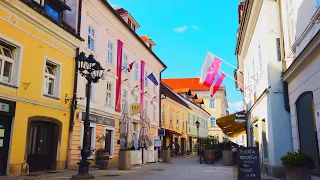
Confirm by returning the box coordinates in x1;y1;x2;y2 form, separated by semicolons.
109;0;243;112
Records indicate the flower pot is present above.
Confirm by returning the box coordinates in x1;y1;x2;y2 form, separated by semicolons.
285;167;311;180
118;151;131;170
98;154;109;170
204;149;214;164
162;150;171;163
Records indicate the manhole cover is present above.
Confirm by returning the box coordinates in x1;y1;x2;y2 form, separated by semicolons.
151;169;165;171
101;174;121;177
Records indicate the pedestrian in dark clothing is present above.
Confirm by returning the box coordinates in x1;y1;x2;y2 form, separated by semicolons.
175;143;180;156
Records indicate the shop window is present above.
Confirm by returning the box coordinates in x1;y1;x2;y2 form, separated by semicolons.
44;60;60;98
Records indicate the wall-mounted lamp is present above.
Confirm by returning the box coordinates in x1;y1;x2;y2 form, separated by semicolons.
134;85;139;88
145;91;148;94
123;78;129;82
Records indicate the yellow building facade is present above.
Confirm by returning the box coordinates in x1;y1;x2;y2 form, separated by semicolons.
0;0;81;175
160;83;190;154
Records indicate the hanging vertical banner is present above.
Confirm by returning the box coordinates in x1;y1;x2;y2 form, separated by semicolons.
211;71;226;97
140;60;145;117
115;40;123;112
200;53;222;87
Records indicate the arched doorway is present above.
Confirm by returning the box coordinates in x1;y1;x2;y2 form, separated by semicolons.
296;92;319;167
26;119;60;172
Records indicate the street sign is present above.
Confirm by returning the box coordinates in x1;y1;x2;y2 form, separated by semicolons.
130;103;140;116
158;129;165;136
154;140;162;147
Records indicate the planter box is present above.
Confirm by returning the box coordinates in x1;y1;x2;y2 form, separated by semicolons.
118;151;131;170
286;167;311;180
131;150;142;165
162;150;171;163
204;150;214;164
143;149;158;164
98;155;109;170
222;151;233;166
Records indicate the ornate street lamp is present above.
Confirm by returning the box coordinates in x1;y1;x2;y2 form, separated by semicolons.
195;120;201;163
72;52;104;179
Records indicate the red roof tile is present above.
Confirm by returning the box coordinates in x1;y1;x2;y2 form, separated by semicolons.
162;78;210;91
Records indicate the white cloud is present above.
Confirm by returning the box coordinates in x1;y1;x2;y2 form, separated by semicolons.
191;25;203;31
228;101;244;114
173;25;188;33
173;25;203;33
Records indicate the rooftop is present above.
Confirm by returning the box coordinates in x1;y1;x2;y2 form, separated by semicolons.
162;78;210;91
160;83;190;109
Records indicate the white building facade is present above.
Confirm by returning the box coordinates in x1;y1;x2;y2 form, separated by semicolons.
66;0;166;166
235;0;293;177
281;0;320;170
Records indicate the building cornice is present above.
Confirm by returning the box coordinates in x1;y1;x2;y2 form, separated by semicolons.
283;30;320;82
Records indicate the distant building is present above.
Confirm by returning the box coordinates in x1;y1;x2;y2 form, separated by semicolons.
162;78;229;142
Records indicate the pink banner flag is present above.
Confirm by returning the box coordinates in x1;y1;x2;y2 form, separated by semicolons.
115;40;123;112
140;60;145;117
211;71;226;97
200;53;222;87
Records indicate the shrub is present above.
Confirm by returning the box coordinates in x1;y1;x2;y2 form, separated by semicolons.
280;151;314;169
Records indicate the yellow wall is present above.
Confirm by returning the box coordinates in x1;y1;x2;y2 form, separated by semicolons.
0;4;80;175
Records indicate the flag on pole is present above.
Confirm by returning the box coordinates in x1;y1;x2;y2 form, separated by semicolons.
127;61;135;72
211;71;226;97
147;73;158;86
200;53;222;87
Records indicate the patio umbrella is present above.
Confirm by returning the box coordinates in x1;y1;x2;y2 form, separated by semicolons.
120;101;129;147
138;109;153;148
127;113;134;148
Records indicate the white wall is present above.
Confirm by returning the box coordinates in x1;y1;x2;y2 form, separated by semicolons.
77;0;163;127
240;0;293;167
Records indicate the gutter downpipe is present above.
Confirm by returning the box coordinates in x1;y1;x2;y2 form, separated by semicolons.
67;0;83;168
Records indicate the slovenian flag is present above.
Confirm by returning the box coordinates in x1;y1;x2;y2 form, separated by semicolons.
127;61;135;72
211;71;226;97
147;73;158;86
200;53;222;87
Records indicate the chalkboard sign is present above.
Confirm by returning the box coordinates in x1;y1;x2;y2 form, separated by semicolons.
237;147;261;180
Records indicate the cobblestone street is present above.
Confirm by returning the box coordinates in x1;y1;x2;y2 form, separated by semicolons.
2;156;283;180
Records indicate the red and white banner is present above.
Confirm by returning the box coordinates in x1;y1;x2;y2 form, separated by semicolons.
211;71;226;97
140;60;145;117
200;53;222;87
115;39;123;112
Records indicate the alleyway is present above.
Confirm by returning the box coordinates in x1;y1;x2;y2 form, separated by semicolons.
3;156;282;180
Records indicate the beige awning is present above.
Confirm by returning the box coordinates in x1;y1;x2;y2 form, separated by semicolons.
217;111;246;138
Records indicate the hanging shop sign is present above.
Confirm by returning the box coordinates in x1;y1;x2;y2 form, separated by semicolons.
154;140;162;147
130;103;140;116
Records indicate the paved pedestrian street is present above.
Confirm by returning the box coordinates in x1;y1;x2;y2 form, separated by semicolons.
2;156;283;180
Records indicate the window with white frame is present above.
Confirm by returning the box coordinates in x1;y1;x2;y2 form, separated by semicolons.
0;44;15;84
107;42;113;64
145;71;148;87
134;62;139;81
123;53;128;72
106;82;112;106
134;95;138;103
210;99;215;108
44;61;60;97
122;89;128;109
210;117;216;127
88;26;95;51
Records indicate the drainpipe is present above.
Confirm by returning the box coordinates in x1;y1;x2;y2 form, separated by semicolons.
67;0;83;168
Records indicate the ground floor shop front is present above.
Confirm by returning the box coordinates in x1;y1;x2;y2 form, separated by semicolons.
0;98;71;176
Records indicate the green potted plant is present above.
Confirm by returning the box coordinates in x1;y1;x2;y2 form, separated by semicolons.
118;147;131;170
95;135;110;170
281;151;314;180
203;135;218;164
162;146;171;163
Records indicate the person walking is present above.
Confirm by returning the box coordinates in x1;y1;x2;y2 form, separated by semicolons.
171;142;175;156
175;143;180;156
